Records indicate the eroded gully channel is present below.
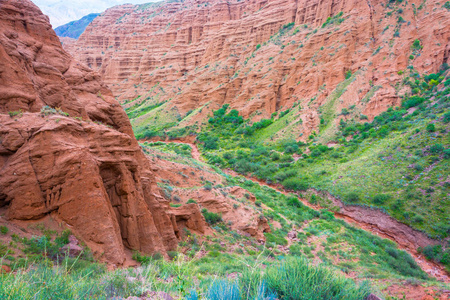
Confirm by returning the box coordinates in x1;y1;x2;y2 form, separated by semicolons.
145;138;449;282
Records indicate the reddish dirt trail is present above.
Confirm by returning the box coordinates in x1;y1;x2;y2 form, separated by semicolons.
144;138;450;283
143;136;202;161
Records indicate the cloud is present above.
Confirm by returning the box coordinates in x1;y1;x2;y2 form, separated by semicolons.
32;0;158;27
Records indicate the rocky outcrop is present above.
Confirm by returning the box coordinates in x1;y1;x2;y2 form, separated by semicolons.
146;148;271;241
169;203;207;237
60;235;83;257
0;0;187;265
66;0;450;138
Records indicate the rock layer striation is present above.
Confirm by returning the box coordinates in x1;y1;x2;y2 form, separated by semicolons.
66;0;450;139
0;0;185;265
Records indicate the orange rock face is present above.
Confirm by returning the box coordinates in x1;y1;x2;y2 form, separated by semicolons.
66;0;450;136
0;265;11;274
0;0;184;265
145;147;272;241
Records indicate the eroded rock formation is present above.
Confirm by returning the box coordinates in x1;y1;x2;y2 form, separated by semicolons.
0;0;184;265
66;0;450;139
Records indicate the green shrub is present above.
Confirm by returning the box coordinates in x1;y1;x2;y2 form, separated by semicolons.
411;39;422;50
426;123;435;132
0;226;8;235
319;210;335;221
264;233;288;246
289;244;303;256
444;149;450;159
430;143;444;154
274;169;297;182
204;183;213;191
346;192;360;203
251;118;273;130
373;194;390;205
22;230;72;260
443;112;450;123
383;247;427;279
345;70;352;79
0;242;9;256
203;136;219;150
286;196;302;207
340;108;350;116
402;96;425;109
322;11;345;28
132;251;152;265
282;178;309;191
418;245;450;267
331;152;342;159
414;164;424;171
8;110;23;118
310;149;322;157
309;194;318;205
202;209;223;225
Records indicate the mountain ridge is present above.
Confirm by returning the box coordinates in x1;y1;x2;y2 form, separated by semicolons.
54;13;100;39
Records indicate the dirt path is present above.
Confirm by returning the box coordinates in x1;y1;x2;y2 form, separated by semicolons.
144;136;202;161
143;138;449;283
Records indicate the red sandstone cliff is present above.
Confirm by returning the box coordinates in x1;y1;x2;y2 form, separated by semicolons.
0;0;270;265
0;0;183;265
65;0;450;139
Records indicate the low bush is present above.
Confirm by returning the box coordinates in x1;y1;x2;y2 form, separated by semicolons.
418;245;450;267
282;178;309;191
0;226;8;235
346;192;360;203
286;196;302;207
426;123;435;132
264;233;288;246
402;96;425;109
430;143;444;154
202;209;223;225
373;194;390;205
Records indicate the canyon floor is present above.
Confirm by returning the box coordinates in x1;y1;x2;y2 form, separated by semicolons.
1;0;450;299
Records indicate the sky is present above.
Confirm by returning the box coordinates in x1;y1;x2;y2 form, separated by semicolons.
33;0;158;27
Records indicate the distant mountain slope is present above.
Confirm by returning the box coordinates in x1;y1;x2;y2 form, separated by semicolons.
55;13;100;39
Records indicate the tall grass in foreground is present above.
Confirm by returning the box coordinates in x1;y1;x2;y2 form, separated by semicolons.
0;257;159;300
240;257;370;300
0;256;370;299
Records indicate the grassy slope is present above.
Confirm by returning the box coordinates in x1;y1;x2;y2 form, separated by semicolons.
1;139;447;299
141;143;433;283
194;69;450;243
